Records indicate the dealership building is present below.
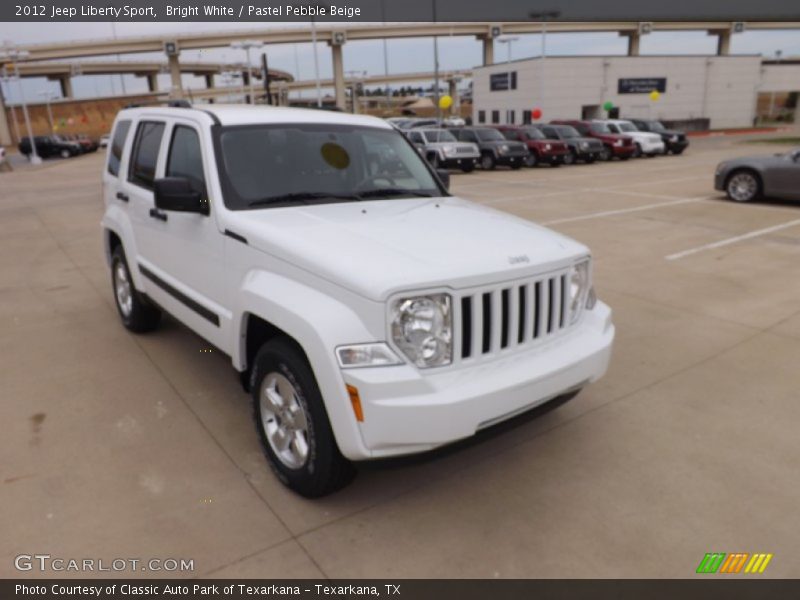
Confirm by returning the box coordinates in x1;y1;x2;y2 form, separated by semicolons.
472;55;800;129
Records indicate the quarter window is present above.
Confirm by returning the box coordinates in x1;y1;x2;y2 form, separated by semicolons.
108;120;131;177
166;126;207;198
129;121;165;190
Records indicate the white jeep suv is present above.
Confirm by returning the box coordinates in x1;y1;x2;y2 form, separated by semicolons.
598;119;665;158
101;103;614;497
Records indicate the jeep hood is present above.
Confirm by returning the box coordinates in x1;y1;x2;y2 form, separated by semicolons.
225;197;588;301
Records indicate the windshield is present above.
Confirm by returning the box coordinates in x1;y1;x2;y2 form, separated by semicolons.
555;126;580;138
216;124;442;210
421;129;457;143
475;129;505;142
649;121;666;132
590;123;611;134
618;123;638;132
522;127;546;140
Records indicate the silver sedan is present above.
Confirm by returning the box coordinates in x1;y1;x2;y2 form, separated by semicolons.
715;148;800;202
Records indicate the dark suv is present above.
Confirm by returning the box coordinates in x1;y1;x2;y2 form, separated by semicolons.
451;127;529;170
18;136;82;159
493;125;569;167
552;120;635;161
533;123;604;164
629;119;689;155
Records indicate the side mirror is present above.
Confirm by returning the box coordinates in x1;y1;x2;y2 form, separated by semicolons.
154;177;208;215
436;169;450;191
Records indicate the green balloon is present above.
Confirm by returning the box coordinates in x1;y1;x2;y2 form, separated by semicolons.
603;101;614;111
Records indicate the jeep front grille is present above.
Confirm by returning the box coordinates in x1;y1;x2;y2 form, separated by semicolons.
454;268;575;364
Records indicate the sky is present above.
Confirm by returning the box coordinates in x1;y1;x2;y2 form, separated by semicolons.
1;22;799;103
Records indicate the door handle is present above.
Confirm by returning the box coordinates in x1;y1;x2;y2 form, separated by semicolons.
116;192;129;202
149;208;168;222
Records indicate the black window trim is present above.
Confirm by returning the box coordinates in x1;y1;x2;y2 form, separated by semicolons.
128;119;166;191
165;123;208;201
107;119;131;178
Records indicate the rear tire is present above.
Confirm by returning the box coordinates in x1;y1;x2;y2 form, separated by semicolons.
110;246;161;333
460;163;475;173
524;153;538;168
563;152;576;165
599;147;612;161
60;149;71;159
725;170;761;203
252;338;355;497
632;143;642;159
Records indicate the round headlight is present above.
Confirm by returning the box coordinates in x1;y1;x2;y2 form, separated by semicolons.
499;144;509;154
391;294;452;368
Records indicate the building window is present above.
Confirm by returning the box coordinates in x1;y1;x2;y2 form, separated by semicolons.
522;110;532;125
491;110;500;124
478;110;486;124
506;110;515;124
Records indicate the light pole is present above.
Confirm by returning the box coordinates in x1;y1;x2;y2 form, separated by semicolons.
231;40;264;104
380;0;391;112
38;90;58;134
769;50;783;120
432;0;441;122
529;10;561;118
498;36;520;64
2;45;41;164
310;18;322;107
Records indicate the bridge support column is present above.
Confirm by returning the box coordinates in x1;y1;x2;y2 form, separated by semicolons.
710;29;732;56
331;43;346;110
168;53;183;98
146;74;159;92
0;88;12;147
204;74;214;89
480;37;494;66
448;79;460;112
621;32;641;56
58;75;73;99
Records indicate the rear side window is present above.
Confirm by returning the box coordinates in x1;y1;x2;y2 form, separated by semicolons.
166;126;206;198
108;120;131;177
129;121;165;189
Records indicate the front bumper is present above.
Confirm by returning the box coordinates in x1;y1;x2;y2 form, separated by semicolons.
440;156;479;168
497;153;528;167
341;301;614;459
612;145;635;158
640;140;666;155
540;150;568;164
666;139;689;153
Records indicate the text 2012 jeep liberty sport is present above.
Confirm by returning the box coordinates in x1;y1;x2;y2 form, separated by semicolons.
102;103;615;497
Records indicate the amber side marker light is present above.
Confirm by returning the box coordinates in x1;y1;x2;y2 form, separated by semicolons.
346;384;364;422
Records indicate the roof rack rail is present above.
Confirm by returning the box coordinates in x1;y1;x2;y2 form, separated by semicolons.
124;99;192;109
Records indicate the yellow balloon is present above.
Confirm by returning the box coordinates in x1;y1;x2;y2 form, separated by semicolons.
438;95;453;110
649;90;661;102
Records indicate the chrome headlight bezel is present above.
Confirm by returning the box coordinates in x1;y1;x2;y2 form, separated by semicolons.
390;293;453;369
568;259;592;324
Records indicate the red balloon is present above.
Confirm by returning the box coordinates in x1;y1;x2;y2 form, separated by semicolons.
532;108;542;120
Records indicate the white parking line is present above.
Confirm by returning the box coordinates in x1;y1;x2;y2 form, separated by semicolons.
542;196;712;225
665;218;800;261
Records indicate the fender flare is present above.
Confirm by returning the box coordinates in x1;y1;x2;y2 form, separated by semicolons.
235;270;380;459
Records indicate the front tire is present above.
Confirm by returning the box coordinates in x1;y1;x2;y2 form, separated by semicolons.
726;170;761;203
252;338;355;497
460;163;475;173
110;246;161;333
60;149;71;159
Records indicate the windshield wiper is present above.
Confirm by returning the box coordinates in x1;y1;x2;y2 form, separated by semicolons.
247;191;363;208
357;188;436;199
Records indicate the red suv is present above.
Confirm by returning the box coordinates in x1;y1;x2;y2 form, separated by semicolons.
552;120;635;161
493;125;569;168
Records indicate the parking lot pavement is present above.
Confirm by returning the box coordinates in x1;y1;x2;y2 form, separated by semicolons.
2;132;800;579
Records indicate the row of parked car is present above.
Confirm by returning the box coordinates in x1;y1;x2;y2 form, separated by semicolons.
18;134;100;160
388;117;689;172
